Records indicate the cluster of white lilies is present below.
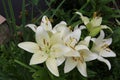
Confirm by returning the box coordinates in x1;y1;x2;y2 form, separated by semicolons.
18;12;116;77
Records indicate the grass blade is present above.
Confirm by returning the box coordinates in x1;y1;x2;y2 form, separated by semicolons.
51;0;65;18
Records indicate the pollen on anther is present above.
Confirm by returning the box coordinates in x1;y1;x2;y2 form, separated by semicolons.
39;46;42;50
43;39;46;45
105;48;111;52
47;42;49;46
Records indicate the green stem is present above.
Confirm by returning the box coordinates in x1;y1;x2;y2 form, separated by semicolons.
31;4;34;20
14;59;36;72
1;0;9;22
34;8;50;23
45;0;56;7
34;0;59;24
51;0;65;18
1;0;12;32
8;0;16;33
112;0;120;15
22;0;26;26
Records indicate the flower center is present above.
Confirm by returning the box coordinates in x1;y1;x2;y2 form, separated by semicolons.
72;56;84;63
65;37;77;50
41;39;51;54
72;51;84;63
101;44;109;49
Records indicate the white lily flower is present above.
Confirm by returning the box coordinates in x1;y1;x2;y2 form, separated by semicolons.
64;45;97;77
91;30;116;70
49;21;71;55
64;35;97;77
76;12;112;36
50;21;76;66
26;18;72;67
76;12;102;27
18;27;71;76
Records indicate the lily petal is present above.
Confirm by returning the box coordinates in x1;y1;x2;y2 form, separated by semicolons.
84;36;91;45
100;48;116;57
64;29;81;47
53;21;70;37
91;17;102;27
82;51;98;61
36;27;50;48
97;30;105;40
96;30;105;45
56;56;65;66
46;58;59;76
64;58;77;73
71;29;81;41
77;61;87;77
26;24;37;32
101;25;113;33
18;42;39;53
102;38;112;46
40;16;52;31
79;36;91;47
97;56;111;70
50;44;71;57
101;25;109;29
30;51;48;65
79;25;86;30
53;21;67;32
75;45;89;51
76;12;89;25
91;38;96;43
64;49;80;57
74;25;86;31
50;33;63;45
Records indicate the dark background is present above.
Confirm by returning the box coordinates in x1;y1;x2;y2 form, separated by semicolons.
0;0;47;25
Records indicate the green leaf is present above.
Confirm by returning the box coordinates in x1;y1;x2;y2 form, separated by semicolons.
32;69;50;80
99;0;113;4
112;27;120;45
87;69;97;77
32;0;39;5
71;20;82;28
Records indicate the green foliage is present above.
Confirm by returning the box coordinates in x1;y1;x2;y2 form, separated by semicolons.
112;27;120;45
0;0;120;80
32;0;40;5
